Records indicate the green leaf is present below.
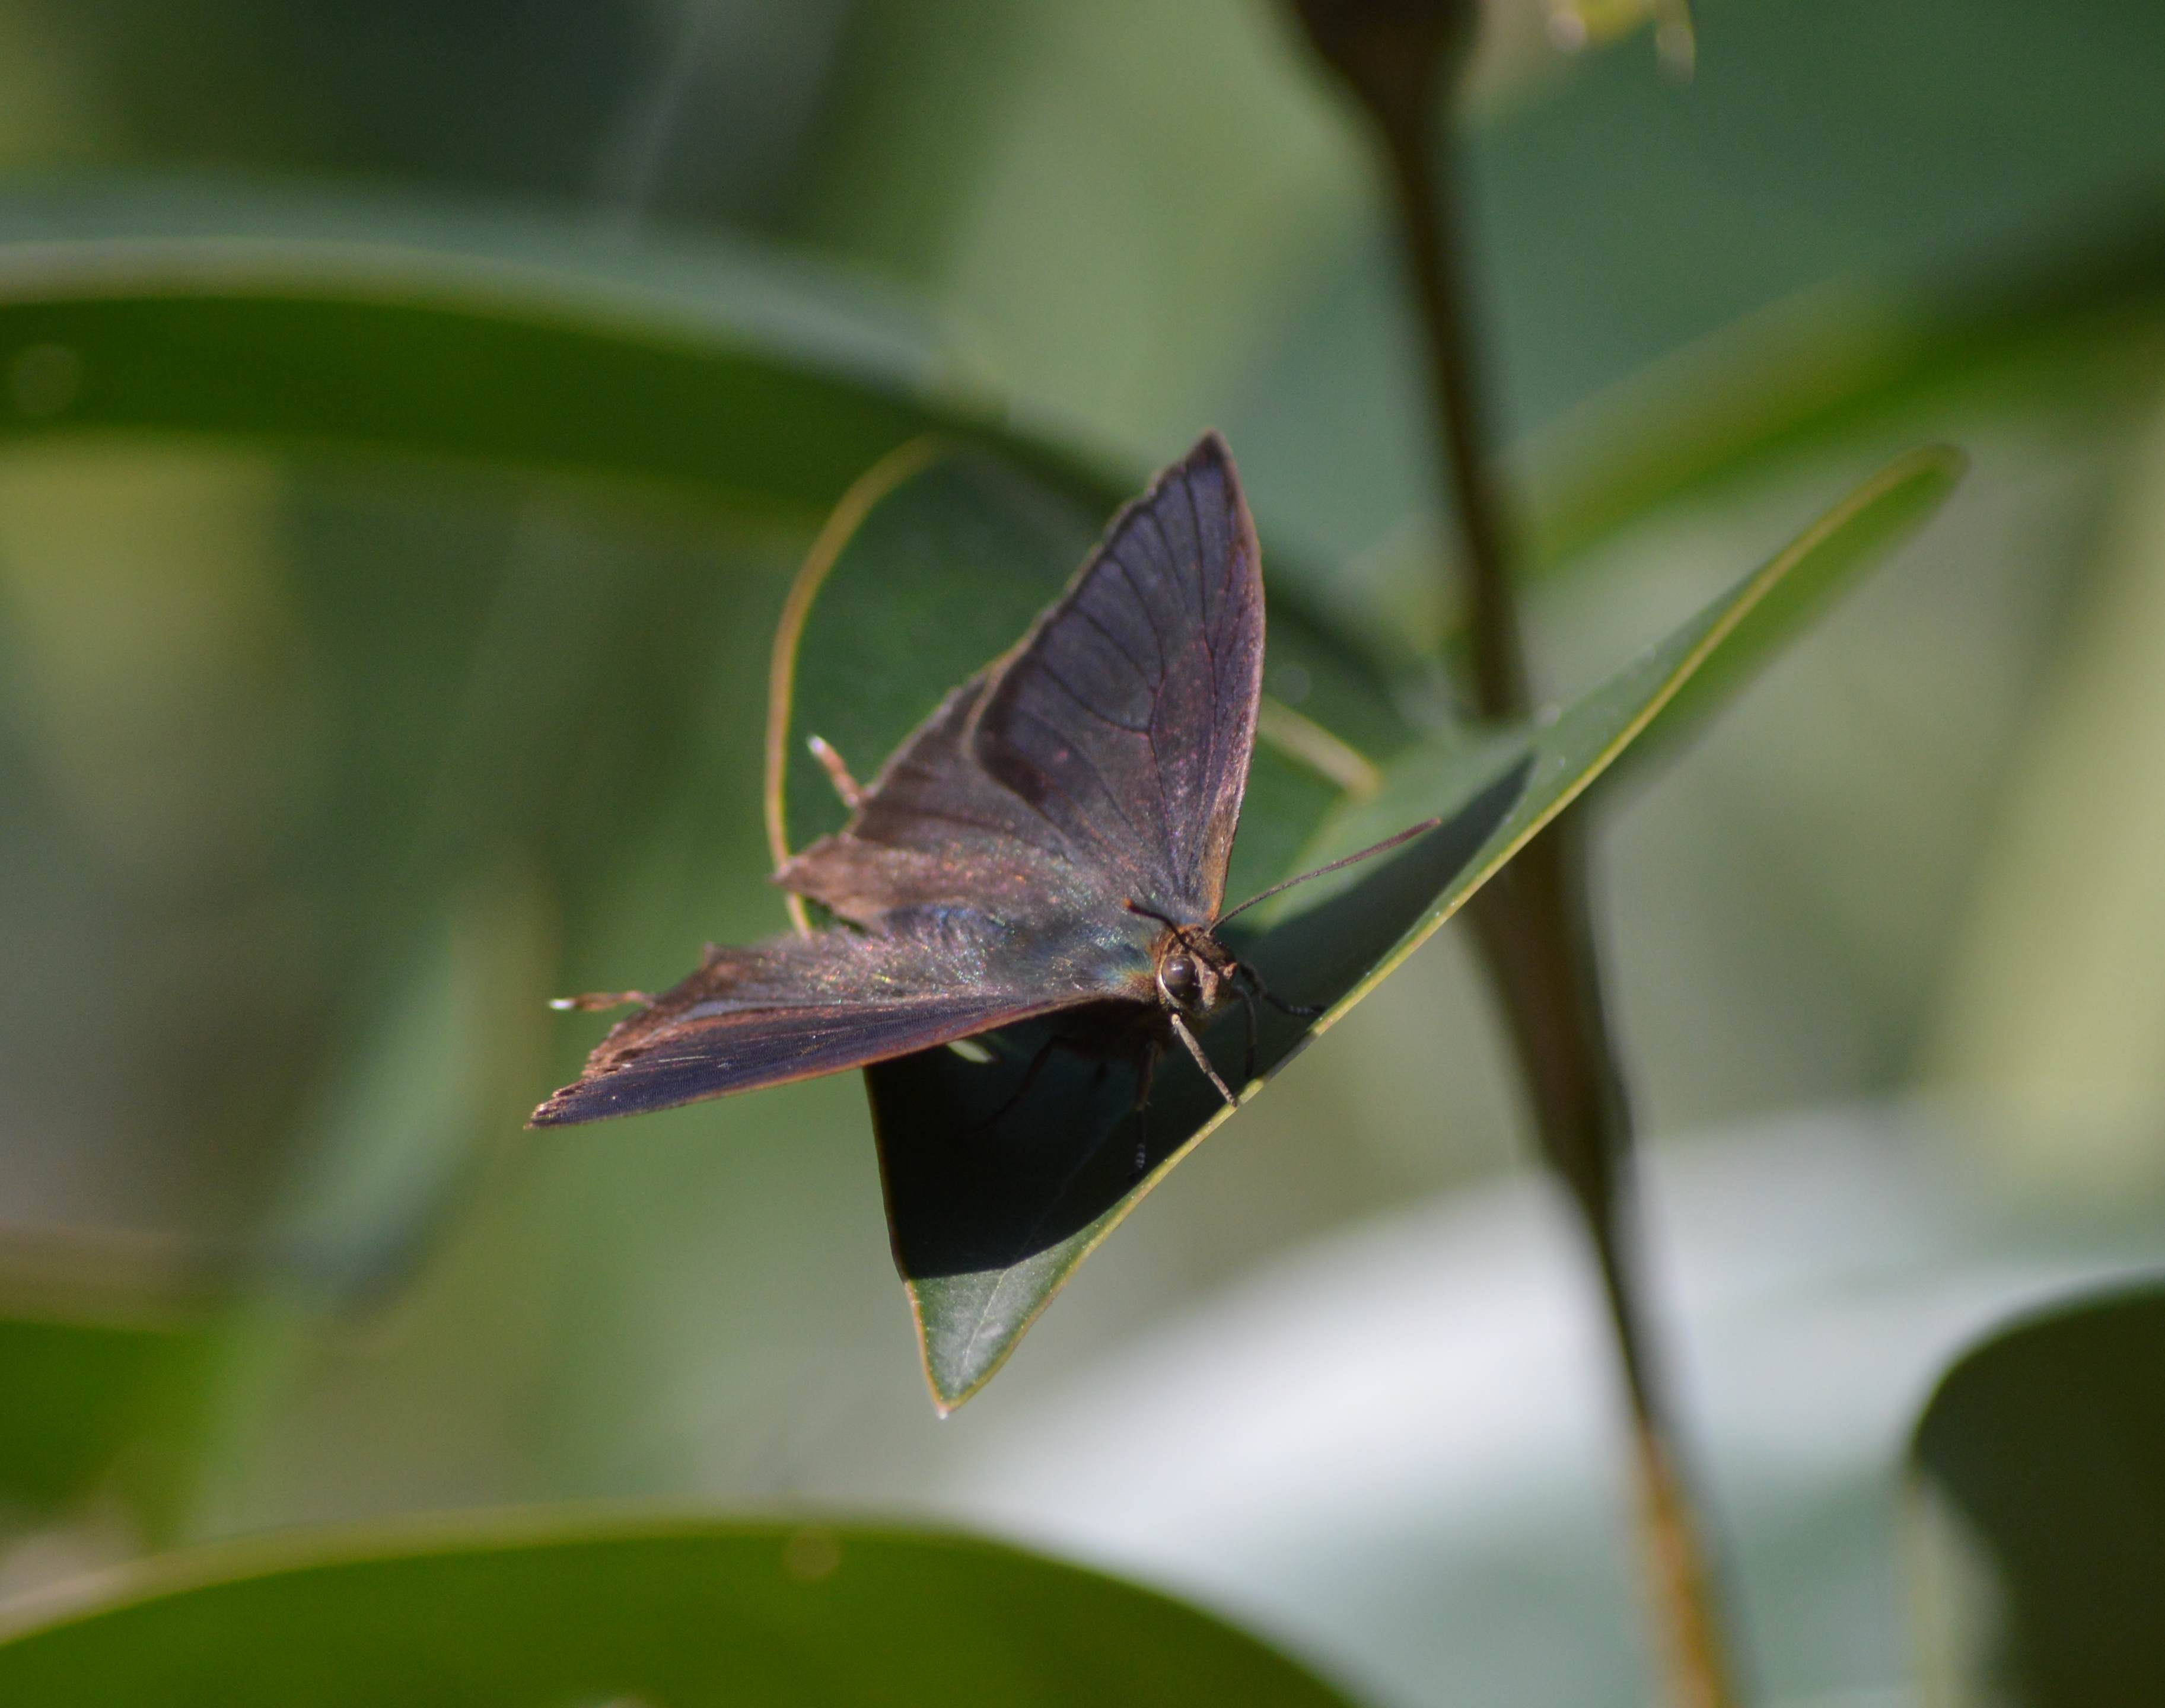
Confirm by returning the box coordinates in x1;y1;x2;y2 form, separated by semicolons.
0;1308;217;1534
0;178;1124;522
771;444;1962;1409
1522;236;2165;575
0;1514;1359;1707
1909;1278;2165;1707
258;869;555;1298
1594;442;1967;787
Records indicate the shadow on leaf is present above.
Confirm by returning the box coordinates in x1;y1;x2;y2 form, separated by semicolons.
872;759;1529;1407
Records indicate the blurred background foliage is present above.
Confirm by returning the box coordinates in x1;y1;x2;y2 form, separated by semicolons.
0;0;2163;1703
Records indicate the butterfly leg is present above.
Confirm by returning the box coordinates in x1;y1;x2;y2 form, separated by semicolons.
962;1033;1062;1138
1237;961;1323;1021
1128;1043;1157;1180
1234;982;1260;1084
547;990;653;1013
1169;1014;1237;1108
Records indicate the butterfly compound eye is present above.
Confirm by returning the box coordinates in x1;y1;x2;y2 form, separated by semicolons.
1160;953;1201;1009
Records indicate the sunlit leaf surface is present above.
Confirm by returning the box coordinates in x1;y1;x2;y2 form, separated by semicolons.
772;444;1962;1407
0;1515;1358;1707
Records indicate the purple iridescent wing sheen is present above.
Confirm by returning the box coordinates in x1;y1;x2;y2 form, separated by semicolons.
778;432;1264;929
529;921;1118;1126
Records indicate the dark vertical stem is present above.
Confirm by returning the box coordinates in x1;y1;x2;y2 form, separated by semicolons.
1377;114;1526;724
1378;95;1745;1708
1466;832;1740;1708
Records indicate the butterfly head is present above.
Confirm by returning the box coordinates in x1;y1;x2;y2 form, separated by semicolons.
1151;926;1236;1018
1123;898;1239;1018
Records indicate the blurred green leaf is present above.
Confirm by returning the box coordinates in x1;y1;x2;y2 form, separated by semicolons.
0;1513;1359;1707
1594;444;1967;787
0;178;1150;524
772;444;1958;1409
1909;1277;2165;1708
0;1309;216;1533
1924;393;2165;1167
258;869;555;1298
1523;234;2165;574
0;263;928;521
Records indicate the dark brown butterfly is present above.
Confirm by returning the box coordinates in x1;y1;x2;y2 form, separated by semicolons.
530;433;1431;1146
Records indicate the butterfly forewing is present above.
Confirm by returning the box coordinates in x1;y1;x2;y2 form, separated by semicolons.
972;433;1262;922
778;432;1263;931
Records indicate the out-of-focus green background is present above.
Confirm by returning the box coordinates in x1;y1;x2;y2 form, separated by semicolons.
1;2;2163;1703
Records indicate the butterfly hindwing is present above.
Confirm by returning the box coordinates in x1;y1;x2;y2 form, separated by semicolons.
774;672;1084;927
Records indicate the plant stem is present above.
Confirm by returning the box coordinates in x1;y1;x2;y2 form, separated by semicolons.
1378;113;1526;724
1379;99;1745;1708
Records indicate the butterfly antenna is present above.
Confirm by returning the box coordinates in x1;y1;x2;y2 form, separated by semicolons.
1214;817;1441;926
